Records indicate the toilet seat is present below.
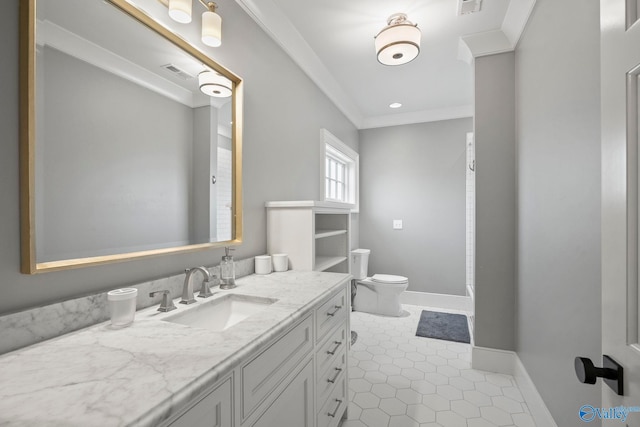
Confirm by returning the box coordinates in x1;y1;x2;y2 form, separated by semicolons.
370;274;408;284
359;275;408;290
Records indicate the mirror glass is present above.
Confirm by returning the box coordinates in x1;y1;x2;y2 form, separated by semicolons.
21;0;243;273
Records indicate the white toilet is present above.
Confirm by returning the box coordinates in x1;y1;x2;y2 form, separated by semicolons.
351;249;408;317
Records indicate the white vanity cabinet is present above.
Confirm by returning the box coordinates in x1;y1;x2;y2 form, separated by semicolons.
240;285;349;427
315;287;349;427
166;376;233;427
266;201;351;274
245;360;315;427
163;279;350;427
239;314;314;425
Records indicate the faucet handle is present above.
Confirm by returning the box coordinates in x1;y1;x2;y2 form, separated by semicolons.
198;278;216;298
149;290;177;312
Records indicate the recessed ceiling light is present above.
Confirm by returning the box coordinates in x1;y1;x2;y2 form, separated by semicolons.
389;102;402;109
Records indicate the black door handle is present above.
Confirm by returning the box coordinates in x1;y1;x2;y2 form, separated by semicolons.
574;355;624;395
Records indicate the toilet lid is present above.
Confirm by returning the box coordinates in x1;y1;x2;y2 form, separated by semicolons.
371;274;408;284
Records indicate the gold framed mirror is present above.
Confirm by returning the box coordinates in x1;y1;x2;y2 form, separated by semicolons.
19;0;243;274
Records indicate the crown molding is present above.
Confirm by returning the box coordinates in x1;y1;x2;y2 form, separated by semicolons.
36;19;211;108
233;0;364;128
235;0;534;129
360;105;474;129
458;0;536;63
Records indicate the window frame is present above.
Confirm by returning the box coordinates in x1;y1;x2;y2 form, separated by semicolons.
320;129;359;212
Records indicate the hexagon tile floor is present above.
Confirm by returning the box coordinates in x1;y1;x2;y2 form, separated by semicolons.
339;304;536;427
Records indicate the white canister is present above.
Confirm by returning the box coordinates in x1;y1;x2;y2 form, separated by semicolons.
255;255;272;275
107;288;138;327
272;253;288;272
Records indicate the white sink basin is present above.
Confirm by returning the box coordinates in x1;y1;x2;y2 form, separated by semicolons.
163;294;277;332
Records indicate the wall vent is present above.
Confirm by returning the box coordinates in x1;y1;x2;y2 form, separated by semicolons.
160;63;194;80
457;0;483;15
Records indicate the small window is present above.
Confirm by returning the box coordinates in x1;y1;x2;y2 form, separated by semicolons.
320;129;358;210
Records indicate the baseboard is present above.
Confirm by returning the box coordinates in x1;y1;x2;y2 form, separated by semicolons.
513;356;558;427
400;291;472;312
472;346;558;427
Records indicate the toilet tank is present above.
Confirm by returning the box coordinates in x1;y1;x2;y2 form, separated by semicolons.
351;249;371;280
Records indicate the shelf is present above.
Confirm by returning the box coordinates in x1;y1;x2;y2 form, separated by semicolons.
267;201;350;274
314;256;347;272
315;229;347;239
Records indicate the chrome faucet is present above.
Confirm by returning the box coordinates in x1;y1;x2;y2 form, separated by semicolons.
149;290;177;312
181;266;211;304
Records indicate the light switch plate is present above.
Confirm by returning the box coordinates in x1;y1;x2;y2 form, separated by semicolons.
393;220;403;230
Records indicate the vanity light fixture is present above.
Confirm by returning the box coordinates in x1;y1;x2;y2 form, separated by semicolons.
198;70;232;97
374;13;421;66
168;0;192;23
389;102;402;109
164;0;223;47
201;1;222;47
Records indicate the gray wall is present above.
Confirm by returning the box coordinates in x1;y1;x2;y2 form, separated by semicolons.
0;0;358;315
39;46;195;261
515;0;601;424
359;118;471;296
193;105;217;243
474;52;516;351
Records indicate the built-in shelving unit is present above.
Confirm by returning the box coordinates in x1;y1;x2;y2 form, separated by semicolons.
315;229;347;239
266;201;351;274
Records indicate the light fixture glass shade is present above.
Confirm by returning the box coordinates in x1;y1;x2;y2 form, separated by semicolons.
375;14;421;66
198;70;232;97
202;10;222;47
169;0;192;24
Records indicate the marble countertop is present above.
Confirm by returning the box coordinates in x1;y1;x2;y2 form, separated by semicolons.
0;270;351;426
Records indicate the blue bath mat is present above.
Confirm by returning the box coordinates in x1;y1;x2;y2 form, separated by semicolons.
415;310;470;344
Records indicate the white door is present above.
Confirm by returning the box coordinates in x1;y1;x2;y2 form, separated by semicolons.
601;0;640;425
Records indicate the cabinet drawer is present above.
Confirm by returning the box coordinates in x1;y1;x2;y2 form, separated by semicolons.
316;325;347;379
316;350;346;409
315;288;347;343
241;314;313;420
317;373;346;427
248;359;314;427
168;377;232;427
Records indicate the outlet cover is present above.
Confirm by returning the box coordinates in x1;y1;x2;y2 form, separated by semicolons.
393;220;403;230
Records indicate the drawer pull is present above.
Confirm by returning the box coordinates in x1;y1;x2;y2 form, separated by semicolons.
328;399;342;418
327;367;342;383
327;305;342;317
327;341;343;355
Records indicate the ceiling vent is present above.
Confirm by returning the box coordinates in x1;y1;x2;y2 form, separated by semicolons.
160;63;194;80
457;0;482;16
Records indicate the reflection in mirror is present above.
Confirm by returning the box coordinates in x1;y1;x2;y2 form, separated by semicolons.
20;0;243;273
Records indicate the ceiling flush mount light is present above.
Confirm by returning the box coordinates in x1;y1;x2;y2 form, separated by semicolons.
168;0;192;23
198;70;232;97
375;13;421;66
389;102;402;109
200;1;222;47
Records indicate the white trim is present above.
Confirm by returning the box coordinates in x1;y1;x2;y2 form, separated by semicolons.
361;105;474;130
471;346;516;374
465;284;474;301
513;356;559;427
233;0;535;129
233;0;363;128
320;129;359;212
460;30;513;59
501;0;538;48
400;291;472;313
472;346;558;427
457;0;537;63
37;20;207;109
